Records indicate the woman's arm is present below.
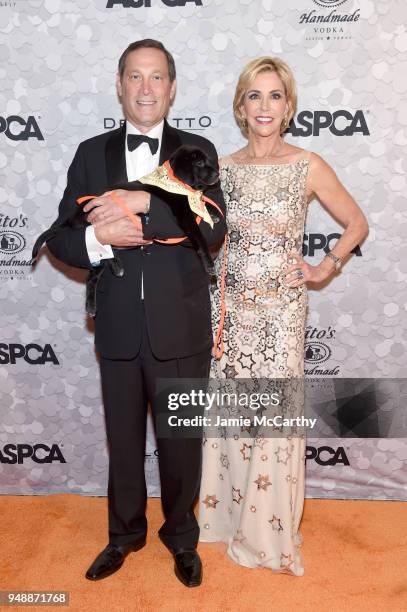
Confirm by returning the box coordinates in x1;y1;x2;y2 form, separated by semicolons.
285;152;369;286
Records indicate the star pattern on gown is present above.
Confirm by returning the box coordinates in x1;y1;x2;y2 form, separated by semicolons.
286;289;300;303
202;494;219;509
254;474;272;491
237;352;255;371
280;553;294;571
229;229;242;243
261;343;277;362
264;276;280;292
263;320;278;337
233;529;246;543
225;272;237;288
223;363;238;378
274;186;288;202
254;435;268;449
220;453;230;469
243;287;257;303
275;234;287;249
240;423;253;435
240;443;252;461
275;446;291;465
232;487;244;504
268;515;283;532
222;315;232;333
248;234;262;248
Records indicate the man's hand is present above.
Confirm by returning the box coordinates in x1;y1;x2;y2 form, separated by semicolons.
84;190;151;226
94;216;152;248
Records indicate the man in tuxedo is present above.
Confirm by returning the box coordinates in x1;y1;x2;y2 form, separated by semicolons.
46;39;226;587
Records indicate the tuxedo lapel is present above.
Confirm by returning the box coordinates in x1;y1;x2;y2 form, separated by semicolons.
159;120;182;164
105;124;127;187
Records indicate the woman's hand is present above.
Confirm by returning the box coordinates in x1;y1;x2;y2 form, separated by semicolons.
284;252;334;287
83;190;151;227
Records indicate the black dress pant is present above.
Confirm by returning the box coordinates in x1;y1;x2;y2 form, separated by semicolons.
100;306;211;551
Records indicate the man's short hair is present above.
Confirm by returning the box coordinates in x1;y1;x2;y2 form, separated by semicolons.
118;39;176;82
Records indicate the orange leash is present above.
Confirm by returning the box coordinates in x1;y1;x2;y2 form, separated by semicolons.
212;233;228;360
77;185;227;359
77;194;141;230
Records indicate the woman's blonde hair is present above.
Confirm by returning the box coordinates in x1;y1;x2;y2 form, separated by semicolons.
233;56;297;136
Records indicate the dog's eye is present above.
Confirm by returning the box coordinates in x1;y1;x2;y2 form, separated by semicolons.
195;160;205;168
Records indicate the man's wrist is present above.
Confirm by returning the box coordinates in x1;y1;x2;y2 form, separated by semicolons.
94;226;107;245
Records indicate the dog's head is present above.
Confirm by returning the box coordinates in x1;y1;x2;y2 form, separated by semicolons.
168;146;219;191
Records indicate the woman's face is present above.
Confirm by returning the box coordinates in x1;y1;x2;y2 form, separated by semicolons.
240;70;289;138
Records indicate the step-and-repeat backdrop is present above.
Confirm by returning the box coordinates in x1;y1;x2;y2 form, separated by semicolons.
1;0;406;500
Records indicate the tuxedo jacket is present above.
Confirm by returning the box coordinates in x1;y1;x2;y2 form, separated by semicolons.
46;120;227;360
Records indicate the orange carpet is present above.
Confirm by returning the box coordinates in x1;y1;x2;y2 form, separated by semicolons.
0;495;406;611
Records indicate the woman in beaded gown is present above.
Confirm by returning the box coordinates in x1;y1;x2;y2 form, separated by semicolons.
199;57;368;575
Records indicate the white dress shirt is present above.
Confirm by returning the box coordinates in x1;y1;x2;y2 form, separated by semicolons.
85;120;164;263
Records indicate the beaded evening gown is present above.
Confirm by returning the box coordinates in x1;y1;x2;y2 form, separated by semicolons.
199;156;310;576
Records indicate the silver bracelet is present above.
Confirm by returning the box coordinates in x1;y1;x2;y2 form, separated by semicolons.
325;251;342;271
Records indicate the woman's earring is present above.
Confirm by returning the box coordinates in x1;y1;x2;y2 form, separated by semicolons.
281;115;288;132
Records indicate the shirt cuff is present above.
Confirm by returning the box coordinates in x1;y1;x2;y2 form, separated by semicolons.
85;226;114;265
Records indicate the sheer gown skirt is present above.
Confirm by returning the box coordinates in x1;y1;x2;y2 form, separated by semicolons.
199;289;307;576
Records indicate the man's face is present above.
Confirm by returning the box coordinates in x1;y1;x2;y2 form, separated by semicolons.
116;47;176;133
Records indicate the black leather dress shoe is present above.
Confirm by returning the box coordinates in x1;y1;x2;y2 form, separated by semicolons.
85;540;146;581
173;549;202;587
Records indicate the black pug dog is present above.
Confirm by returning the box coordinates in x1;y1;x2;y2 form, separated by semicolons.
32;145;220;317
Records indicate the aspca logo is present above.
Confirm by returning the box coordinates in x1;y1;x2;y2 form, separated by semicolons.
106;0;202;7
303;233;362;256
0;343;59;365
0;444;66;464
287;110;369;137
0;116;44;141
312;0;349;7
0;231;25;254
305;341;331;364
306;445;350;466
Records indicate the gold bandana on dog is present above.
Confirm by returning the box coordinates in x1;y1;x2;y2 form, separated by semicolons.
138;160;214;228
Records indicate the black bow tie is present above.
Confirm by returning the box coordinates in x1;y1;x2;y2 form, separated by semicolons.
127;133;159;155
